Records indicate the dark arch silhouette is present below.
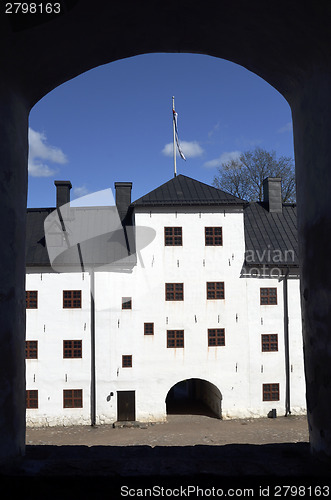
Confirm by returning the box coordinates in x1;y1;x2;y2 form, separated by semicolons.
166;378;222;419
1;1;331;462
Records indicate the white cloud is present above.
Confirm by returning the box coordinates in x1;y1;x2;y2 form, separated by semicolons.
204;150;242;168
73;186;89;199
28;128;68;177
208;121;221;138
277;122;292;133
162;141;204;158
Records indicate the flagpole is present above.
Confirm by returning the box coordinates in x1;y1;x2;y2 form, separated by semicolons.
172;96;177;177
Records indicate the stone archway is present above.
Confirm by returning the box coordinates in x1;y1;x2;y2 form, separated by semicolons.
1;1;331;461
166;379;222;419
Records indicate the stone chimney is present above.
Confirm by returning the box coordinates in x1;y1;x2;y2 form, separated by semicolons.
114;182;132;224
262;177;282;213
54;180;72;208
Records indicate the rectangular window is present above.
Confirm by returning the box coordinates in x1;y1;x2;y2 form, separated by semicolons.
165;283;184;301
208;328;225;346
26;290;38;309
122;355;132;368
26;390;38;409
206;282;225;299
63;340;82;358
263;383;280;401
144;323;154;335
63;290;81;308
63;389;83;408
261;334;278;352
205;227;222;246
260;288;277;305
164;227;182;246
167;330;184;348
25;341;38;359
122;297;132;309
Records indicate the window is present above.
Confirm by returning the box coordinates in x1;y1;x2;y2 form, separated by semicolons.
206;282;225;299
144;323;154;335
63;290;81;308
167;330;184;348
26;290;38;309
25;341;38;359
122;355;132;367
63;340;82;358
263;383;280;401
122;297;132;309
164;227;182;246
205;227;222;246
208;328;225;346
63;389;83;408
165;283;184;301
26;390;38;409
261;334;278;352
260;288;277;305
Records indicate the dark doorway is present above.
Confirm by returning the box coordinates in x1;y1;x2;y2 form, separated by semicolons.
166;379;222;419
117;391;135;421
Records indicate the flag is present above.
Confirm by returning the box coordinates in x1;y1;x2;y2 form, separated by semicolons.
172;108;186;161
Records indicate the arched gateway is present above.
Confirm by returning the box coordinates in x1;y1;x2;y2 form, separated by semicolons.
166;379;222;419
1;1;331;462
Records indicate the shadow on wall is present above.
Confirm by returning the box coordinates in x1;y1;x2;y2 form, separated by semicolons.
4;442;330;495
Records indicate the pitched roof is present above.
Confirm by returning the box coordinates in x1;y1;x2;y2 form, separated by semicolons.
133;174;245;206
26;207;137;269
244;202;299;267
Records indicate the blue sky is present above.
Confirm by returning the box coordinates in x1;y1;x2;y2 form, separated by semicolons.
27;53;294;208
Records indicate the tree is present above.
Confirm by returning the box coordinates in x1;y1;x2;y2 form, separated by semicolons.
212;147;296;202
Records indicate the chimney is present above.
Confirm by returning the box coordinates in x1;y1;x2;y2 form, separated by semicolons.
115;182;132;224
262;177;282;213
54;180;72;208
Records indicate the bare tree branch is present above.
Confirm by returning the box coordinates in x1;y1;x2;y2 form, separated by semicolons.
212;147;296;202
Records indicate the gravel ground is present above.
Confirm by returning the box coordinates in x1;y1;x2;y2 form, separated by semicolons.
26;413;309;447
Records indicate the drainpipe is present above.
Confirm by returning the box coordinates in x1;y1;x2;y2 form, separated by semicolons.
283;268;291;416
90;268;96;426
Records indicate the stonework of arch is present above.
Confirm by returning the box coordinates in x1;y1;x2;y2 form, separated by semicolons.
1;0;331;462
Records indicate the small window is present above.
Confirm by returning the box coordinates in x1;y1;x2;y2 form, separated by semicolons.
122;355;133;367
260;288;277;305
263;383;280;401
63;389;83;408
122;297;132;309
167;330;184;348
261;334;278;352
63;290;81;308
26;390;38;409
25;341;38;359
205;227;222;246
206;282;225;299
26;291;38;309
165;283;184;301
208;328;225;346
144;323;154;335
164;227;182;246
63;340;82;358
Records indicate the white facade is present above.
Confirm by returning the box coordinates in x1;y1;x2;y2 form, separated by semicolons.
25;195;306;427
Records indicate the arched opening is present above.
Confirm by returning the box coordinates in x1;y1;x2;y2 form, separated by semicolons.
166;379;222;419
3;1;331;462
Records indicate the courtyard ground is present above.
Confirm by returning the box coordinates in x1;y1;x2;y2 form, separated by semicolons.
4;413;331;498
26;413;309;447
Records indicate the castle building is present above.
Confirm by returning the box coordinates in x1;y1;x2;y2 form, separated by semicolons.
25;175;306;426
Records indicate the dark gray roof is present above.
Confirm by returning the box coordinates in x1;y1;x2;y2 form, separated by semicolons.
26;208;53;267
26;207;138;270
244;202;299;267
133;174;246;206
